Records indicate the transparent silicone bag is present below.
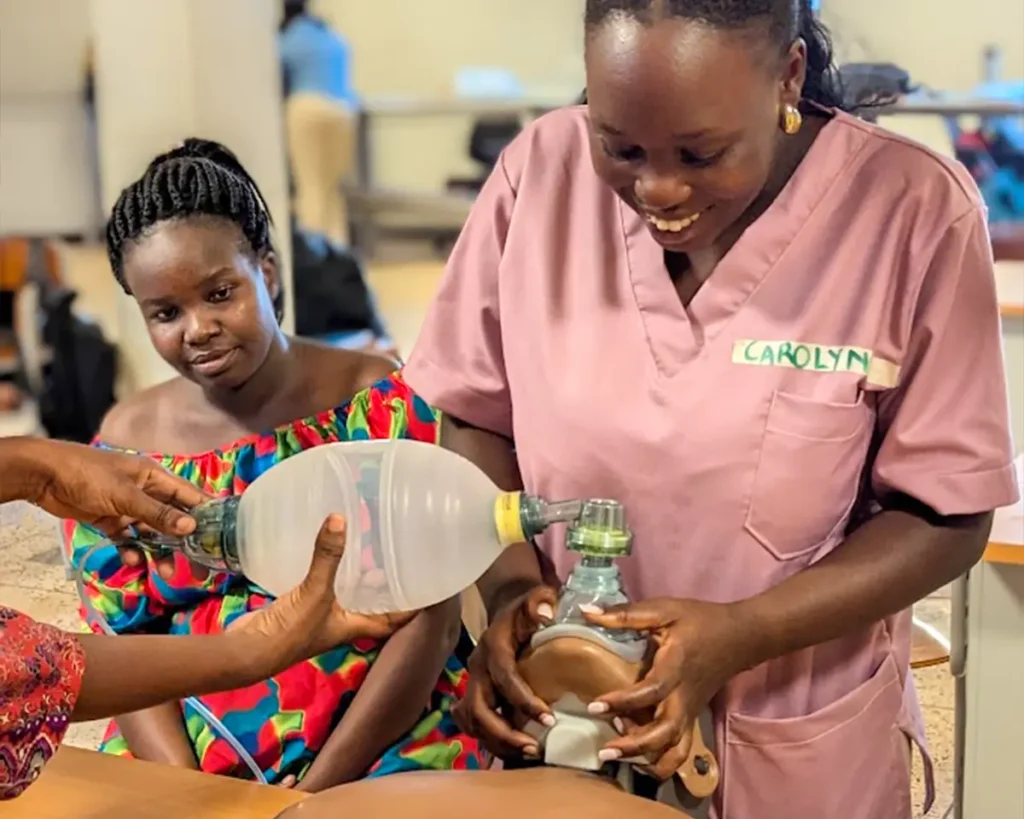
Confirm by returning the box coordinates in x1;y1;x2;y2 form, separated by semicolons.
234;440;506;613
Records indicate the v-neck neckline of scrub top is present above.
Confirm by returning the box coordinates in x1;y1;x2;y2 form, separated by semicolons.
619;110;858;380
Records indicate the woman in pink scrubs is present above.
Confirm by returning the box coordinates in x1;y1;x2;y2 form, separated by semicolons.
403;1;1019;816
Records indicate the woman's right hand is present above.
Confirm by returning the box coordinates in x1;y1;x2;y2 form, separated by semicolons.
234;514;414;662
453;585;560;758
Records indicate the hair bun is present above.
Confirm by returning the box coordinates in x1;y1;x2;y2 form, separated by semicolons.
164;138;246;174
143;136;274;224
144;137;244;178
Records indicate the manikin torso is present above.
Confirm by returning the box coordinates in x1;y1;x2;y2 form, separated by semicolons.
277;768;689;819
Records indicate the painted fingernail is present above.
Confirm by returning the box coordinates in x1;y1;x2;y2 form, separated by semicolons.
536;603;554;621
539;713;556;727
612;717;625;733
578;603;604;615
598;749;622;762
326;515;345;533
588;702;610;715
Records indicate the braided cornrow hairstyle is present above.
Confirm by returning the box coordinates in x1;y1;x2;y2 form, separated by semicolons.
106;138;284;322
583;0;845;110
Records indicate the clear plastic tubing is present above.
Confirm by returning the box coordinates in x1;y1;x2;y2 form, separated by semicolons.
75;544;268;784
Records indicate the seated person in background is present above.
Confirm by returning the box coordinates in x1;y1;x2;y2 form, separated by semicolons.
280;1;395;357
64;138;484;791
280;0;359;248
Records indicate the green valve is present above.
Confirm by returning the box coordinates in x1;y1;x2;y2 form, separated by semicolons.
565;499;633;558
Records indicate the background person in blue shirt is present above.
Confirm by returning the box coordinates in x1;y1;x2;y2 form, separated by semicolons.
280;0;358;247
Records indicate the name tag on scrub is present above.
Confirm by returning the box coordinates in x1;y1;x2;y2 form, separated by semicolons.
732;339;901;389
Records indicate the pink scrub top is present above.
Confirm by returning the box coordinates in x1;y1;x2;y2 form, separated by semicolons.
403;106;1019;818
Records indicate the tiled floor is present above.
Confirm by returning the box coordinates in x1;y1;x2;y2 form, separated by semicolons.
0;242;957;816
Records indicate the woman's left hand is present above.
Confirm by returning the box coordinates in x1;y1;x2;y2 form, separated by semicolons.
12;437;209;536
583;598;748;780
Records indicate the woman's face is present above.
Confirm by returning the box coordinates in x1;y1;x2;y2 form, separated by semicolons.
585;17;804;253
122;217;281;390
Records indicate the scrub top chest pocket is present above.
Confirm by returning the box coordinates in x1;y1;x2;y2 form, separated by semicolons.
744;389;875;560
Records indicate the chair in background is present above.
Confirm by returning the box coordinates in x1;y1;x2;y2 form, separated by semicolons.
446;117;523;197
0;278;48;438
445;66;525;197
0;237;117;443
0;237;58;437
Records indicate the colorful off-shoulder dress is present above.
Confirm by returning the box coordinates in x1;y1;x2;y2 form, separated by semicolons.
62;373;485;784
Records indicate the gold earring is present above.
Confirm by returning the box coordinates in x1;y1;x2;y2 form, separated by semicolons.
781;103;802;135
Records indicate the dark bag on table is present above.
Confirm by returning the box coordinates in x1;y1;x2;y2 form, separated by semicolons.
838;63;915;110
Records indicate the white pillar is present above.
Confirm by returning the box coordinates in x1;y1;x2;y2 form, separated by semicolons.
89;0;292;394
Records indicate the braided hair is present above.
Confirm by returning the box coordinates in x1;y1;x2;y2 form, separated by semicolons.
106;138;284;322
583;0;845;110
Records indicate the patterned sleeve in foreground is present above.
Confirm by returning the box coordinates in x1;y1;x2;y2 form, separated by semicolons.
0;607;85;800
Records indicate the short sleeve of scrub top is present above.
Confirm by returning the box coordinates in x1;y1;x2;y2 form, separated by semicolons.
872;205;1018;515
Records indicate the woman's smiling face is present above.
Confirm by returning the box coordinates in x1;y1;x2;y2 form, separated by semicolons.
585;15;802;252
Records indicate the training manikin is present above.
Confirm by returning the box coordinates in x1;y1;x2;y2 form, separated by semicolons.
278;500;715;818
276;769;691;819
507;500;719;815
274;504;711;818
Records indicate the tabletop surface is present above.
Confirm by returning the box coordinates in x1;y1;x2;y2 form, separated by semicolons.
6;747;306;819
355;94;1024;118
995;261;1024;317
984;456;1024;564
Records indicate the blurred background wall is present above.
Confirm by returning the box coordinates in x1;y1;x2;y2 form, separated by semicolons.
0;8;1020;818
0;0;96;235
5;0;1019;200
310;0;586;191
0;0;1021;419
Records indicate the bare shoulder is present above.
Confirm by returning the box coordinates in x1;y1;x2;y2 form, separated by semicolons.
353;350;401;393
97;377;192;450
293;339;398;406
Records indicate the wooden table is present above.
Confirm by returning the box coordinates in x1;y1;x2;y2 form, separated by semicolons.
6;747;307;819
982;463;1024;565
879;96;1024;117
991;223;1024;266
910;621;950;669
351;94;568;256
